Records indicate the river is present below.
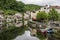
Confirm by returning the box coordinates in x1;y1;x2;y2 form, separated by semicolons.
14;30;39;40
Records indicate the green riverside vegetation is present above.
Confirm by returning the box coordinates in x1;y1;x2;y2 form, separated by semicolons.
48;8;58;21
0;26;28;40
24;4;41;11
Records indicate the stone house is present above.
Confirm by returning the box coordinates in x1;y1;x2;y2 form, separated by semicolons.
49;6;60;13
40;5;60;13
5;15;15;28
14;13;22;27
0;11;5;30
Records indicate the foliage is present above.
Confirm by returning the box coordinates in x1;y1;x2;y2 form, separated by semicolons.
53;30;60;40
24;4;41;11
0;26;28;40
58;13;60;21
37;31;46;40
48;8;58;21
36;11;48;21
0;0;41;13
4;10;17;15
0;0;25;12
0;0;16;9
10;1;25;12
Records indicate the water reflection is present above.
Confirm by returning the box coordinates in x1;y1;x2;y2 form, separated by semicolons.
14;31;39;40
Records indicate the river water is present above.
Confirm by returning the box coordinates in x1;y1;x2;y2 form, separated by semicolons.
14;30;39;40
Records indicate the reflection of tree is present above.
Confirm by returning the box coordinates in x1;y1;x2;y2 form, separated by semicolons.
0;26;28;40
53;30;60;40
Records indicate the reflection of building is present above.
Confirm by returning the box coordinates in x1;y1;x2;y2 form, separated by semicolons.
49;21;60;27
31;29;37;36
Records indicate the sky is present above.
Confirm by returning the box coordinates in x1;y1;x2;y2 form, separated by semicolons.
16;0;60;6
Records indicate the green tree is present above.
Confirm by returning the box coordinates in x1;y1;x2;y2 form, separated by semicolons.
0;0;25;12
36;11;48;21
0;0;16;9
48;8;58;21
24;4;40;11
58;13;60;21
11;1;25;12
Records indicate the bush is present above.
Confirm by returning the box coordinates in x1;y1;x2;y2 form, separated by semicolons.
36;11;48;21
48;8;58;21
4;10;17;15
58;13;60;21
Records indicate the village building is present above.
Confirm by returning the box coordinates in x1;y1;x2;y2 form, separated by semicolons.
14;13;22;27
25;11;31;19
5;15;15;28
0;11;5;30
40;5;60;13
40;5;50;13
31;5;60;20
49;6;60;13
0;5;60;29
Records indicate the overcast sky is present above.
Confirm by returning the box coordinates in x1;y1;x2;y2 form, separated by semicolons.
17;0;60;6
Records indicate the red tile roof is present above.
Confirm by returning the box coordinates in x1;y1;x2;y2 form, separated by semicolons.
49;6;60;9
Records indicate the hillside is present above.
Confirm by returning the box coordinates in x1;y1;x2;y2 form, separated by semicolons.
24;4;41;11
0;0;41;14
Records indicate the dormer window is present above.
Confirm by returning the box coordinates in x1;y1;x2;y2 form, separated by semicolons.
44;8;46;9
32;11;36;13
